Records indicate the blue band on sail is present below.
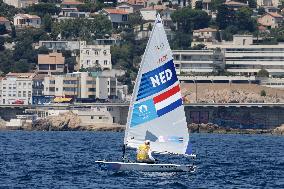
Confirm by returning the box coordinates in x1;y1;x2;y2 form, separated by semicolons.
156;99;182;117
130;99;158;127
137;60;178;101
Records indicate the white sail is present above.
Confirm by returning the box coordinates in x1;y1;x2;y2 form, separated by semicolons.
124;14;188;155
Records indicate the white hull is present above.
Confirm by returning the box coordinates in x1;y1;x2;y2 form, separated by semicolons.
96;161;196;172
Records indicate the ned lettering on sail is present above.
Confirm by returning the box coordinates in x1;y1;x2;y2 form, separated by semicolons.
150;68;173;87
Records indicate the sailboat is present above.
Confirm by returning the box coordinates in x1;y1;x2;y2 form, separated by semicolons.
96;14;196;172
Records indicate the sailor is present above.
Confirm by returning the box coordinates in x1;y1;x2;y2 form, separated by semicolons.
137;140;155;164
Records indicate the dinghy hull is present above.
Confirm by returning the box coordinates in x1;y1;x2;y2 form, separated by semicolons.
96;161;196;172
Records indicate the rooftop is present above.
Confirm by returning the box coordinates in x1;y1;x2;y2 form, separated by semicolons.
15;14;40;19
194;27;217;33
38;53;65;65
5;72;35;78
0;17;9;22
61;0;84;5
104;8;129;14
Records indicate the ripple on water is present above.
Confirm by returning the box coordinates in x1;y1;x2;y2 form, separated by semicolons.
0;132;283;188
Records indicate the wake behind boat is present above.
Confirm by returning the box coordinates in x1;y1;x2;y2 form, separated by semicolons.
96;14;196;172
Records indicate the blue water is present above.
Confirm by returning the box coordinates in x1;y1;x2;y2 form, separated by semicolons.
0;132;283;188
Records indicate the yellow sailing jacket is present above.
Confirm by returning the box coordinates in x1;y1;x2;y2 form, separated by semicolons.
137;144;150;161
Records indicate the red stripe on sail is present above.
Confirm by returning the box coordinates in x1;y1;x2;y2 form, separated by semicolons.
153;85;180;104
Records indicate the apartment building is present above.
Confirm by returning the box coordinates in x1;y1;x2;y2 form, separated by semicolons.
206;35;284;77
173;49;224;74
0;73;35;105
79;41;112;70
38;52;65;75
43;72;117;100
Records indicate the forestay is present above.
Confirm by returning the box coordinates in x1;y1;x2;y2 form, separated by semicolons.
124;14;189;155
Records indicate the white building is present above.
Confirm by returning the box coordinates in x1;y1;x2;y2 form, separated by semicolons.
79;41;112;70
3;0;38;8
0;73;35;105
43;72;118;100
173;49;224;74
206;35;284;76
13;14;41;28
101;8;129;28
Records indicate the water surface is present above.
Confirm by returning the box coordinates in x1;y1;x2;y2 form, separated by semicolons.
0;132;283;188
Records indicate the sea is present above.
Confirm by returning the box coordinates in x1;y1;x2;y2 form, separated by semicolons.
0;131;283;189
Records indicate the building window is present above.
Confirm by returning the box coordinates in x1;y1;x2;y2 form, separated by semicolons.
104;60;107;65
103;50;107;55
18;91;21;97
23;83;26;86
23;91;26;97
94;51;98;55
87;60;90;65
56;88;58;91
91;116;94;119
99;116;102;119
86;50;90;55
95;60;99;64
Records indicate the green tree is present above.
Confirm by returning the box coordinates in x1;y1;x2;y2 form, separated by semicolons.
76;3;99;12
257;7;266;15
14;59;32;73
260;90;266;96
171;7;210;33
37;46;50;54
25;3;61;17
52;15;112;41
0;0;23;20
216;4;236;29
128;12;143;28
42;14;52;32
170;32;192;49
236;7;256;32
0;36;4;51
257;69;269;77
211;0;225;11
195;1;203;10
0;24;6;35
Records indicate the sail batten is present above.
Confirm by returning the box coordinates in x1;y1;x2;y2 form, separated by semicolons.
124;14;189;155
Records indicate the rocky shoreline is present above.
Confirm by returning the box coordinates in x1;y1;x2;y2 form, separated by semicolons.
0;112;283;135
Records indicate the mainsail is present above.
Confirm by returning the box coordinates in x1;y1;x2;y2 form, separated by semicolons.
124;14;189;155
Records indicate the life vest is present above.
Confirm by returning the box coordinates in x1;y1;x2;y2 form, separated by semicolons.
137;144;150;161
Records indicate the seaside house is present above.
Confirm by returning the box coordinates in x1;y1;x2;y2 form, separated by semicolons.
37;52;65;75
13;14;41;28
257;12;283;29
79;41;112;70
100;8;129;28
0;73;35;105
0;17;11;31
193;27;218;43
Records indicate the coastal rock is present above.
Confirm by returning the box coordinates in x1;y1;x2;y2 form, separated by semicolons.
272;124;284;135
32;112;82;131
